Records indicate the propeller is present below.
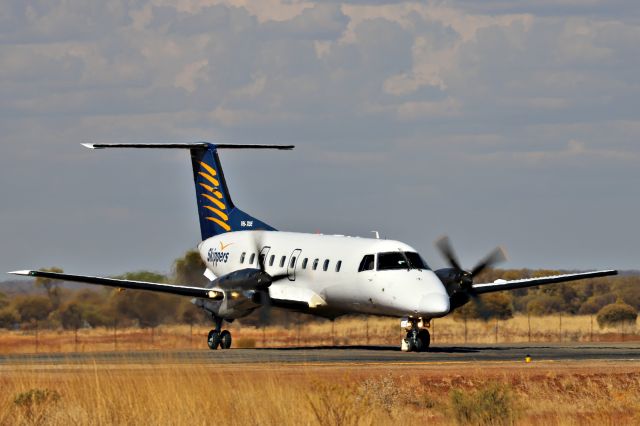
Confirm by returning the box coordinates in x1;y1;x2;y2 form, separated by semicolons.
434;236;507;312
252;236;289;326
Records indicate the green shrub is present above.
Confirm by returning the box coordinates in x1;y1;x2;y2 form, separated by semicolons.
597;302;637;328
14;388;61;423
450;382;518;426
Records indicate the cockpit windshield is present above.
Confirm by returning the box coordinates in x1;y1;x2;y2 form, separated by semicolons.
376;251;430;271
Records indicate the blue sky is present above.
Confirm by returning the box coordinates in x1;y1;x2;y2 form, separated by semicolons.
1;0;639;276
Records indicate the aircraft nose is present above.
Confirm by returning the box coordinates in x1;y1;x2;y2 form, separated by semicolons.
416;292;450;317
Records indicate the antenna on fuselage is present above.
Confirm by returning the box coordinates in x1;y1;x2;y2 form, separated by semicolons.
371;231;380;239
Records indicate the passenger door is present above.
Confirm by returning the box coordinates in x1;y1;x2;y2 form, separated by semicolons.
288;249;302;281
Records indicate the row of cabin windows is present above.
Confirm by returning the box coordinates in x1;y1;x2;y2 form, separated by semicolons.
239;252;342;272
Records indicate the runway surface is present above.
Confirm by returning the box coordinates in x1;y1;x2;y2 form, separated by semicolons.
1;343;639;365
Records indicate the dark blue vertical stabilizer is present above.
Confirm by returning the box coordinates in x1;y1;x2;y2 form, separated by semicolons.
190;144;277;240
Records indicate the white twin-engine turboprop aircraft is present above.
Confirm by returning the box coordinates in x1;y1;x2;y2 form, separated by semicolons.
11;143;617;352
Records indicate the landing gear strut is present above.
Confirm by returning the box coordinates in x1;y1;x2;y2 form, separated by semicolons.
400;317;430;352
207;316;232;350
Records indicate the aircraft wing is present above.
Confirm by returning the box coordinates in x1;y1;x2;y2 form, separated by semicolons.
472;270;618;294
9;270;223;300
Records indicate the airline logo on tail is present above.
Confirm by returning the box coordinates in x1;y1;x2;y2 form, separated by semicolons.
197;161;230;232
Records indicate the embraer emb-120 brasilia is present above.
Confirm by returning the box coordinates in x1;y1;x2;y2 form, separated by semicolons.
10;143;617;352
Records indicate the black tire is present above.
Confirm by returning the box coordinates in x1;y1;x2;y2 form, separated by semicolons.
219;330;232;349
207;330;221;350
415;329;431;352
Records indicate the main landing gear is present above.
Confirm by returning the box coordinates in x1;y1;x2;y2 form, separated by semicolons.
207;316;232;350
400;317;430;352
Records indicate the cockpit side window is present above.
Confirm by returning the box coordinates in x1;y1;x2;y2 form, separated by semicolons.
358;254;375;272
405;252;430;270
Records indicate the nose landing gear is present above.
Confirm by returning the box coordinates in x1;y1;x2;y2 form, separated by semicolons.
400;317;430;352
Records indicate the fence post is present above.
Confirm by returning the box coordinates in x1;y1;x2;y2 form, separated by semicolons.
464;316;468;343
559;312;562;343
365;316;369;345
332;320;335;346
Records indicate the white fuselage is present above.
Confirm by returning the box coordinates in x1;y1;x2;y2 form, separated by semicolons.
198;231;450;319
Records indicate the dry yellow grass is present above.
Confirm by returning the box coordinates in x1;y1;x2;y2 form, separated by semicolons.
1;360;639;425
0;314;636;354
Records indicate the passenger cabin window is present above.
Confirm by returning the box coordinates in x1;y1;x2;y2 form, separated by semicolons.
280;256;286;267
269;255;275;266
376;252;431;271
240;252;246;264
323;259;330;271
358;254;375;272
335;261;342;272
312;258;319;270
249;253;255;265
302;258;308;269
290;256;297;268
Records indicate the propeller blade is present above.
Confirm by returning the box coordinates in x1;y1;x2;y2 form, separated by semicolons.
269;273;289;283
435;235;463;271
470;246;507;277
258;289;271;326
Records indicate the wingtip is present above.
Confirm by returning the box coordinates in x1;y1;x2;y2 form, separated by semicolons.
81;143;95;149
8;270;32;276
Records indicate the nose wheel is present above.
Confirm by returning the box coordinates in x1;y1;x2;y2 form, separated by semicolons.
400;317;430;352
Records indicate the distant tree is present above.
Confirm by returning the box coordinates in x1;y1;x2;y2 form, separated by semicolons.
58;302;84;330
0;308;19;329
34;267;64;309
178;299;206;324
109;275;180;327
0;291;8;309
613;278;640;311
453;293;513;321
597;302;637;329
526;294;564;315
173;250;208;286
578;293;617;315
13;295;53;322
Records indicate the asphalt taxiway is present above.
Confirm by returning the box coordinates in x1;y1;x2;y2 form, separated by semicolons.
1;343;639;365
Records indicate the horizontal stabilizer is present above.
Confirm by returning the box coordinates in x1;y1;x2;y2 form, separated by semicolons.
83;143;294;150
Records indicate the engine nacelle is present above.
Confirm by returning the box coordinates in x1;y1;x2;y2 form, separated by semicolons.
193;268;272;319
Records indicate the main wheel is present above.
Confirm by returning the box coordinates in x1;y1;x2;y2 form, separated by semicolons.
415;329;430;352
207;330;221;350
219;330;232;349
